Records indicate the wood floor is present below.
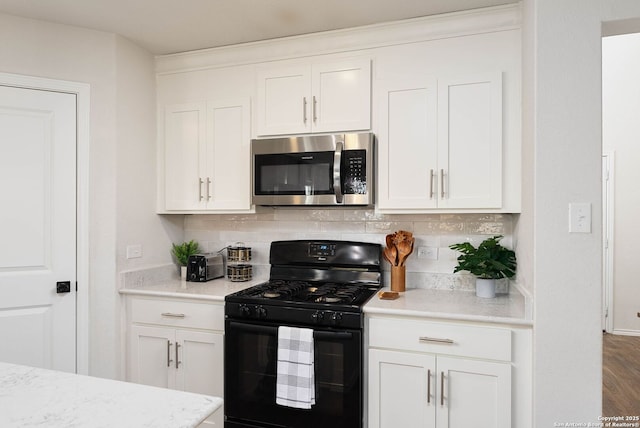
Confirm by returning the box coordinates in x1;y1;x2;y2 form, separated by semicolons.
602;332;640;417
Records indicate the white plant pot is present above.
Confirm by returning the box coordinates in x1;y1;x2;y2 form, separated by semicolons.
180;265;187;279
475;278;496;298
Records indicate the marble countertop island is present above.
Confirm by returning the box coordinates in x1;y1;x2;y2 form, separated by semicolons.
0;362;222;428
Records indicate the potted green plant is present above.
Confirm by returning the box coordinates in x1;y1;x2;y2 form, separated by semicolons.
449;235;516;298
171;240;201;278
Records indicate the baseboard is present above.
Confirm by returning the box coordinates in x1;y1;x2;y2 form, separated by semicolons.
611;329;640;337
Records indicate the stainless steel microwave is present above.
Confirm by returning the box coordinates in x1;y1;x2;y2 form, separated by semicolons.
251;132;374;206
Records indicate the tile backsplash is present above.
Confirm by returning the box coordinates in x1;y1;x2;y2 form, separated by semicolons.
184;208;514;292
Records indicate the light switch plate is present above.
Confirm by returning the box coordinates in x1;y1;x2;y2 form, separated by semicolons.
569;203;591;233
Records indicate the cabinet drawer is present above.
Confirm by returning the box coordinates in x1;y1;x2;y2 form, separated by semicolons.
130;298;224;331
368;317;511;362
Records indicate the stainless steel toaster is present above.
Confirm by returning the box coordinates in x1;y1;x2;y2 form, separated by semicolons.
186;253;224;282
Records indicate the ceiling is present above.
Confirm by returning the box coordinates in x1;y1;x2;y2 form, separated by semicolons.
0;0;517;55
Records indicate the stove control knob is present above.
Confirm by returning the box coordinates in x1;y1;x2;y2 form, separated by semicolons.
239;304;251;317
311;311;325;324
256;306;267;319
330;312;343;326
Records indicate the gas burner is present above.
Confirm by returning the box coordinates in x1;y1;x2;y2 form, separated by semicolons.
263;292;281;298
316;296;343;303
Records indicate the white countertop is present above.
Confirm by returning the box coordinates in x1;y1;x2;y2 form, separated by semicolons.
364;287;532;326
119;277;263;302
0;362;222;428
119;265;531;325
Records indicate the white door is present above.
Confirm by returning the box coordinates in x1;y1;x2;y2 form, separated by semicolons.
368;348;436;428
436;356;511;428
207;98;251;210
164;102;207;210
0;85;77;372
377;76;438;210
129;325;174;389
257;64;310;136
311;58;371;133
437;73;503;209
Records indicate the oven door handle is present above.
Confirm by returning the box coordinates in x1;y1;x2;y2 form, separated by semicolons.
228;322;276;335
228;321;354;340
314;330;353;340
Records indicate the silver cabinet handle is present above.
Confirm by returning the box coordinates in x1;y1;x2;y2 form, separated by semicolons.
419;336;454;344
167;340;173;367
427;369;432;404
429;169;435;199
303;97;307;124
198;178;204;201
333;139;344;204
175;342;181;369
441;371;445;406
161;312;185;318
440;169;445;199
206;177;212;200
313;96;318;122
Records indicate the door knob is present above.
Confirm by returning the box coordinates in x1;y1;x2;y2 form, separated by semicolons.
56;281;71;293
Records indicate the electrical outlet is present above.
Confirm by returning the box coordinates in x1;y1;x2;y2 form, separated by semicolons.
417;246;438;260
126;244;142;259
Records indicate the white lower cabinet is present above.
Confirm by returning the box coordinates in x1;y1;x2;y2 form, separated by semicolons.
367;316;518;428
127;297;224;426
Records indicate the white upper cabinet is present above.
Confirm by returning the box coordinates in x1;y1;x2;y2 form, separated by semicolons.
437;73;503;209
256;57;371;136
161;97;251;212
377;76;438;210
163;102;207;211
377;72;503;211
257;64;310;135
155;5;521;213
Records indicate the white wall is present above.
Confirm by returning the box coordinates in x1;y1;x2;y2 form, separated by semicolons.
522;0;640;425
114;37;183;274
0;13;177;379
602;32;640;335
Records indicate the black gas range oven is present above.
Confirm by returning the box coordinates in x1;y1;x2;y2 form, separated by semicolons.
224;240;382;428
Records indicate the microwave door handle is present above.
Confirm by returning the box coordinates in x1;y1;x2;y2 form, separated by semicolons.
333;141;344;204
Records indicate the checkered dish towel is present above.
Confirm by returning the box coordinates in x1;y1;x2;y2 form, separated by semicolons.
276;326;316;409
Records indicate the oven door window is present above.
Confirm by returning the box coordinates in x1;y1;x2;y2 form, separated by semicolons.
254;151;334;196
225;321;362;428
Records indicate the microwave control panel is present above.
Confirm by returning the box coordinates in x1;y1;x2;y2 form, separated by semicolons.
342;150;367;194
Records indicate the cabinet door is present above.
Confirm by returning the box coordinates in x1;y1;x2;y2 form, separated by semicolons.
129;325;175;390
436;356;511;428
176;330;224;426
257;64;310;135
437;73;503;209
164;103;207;210
377;76;438;210
206;98;251;210
369;349;436;428
311;58;371;133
